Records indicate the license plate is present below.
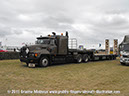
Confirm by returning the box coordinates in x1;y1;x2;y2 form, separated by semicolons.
28;63;35;68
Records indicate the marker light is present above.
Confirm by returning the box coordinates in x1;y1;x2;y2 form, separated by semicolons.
48;34;51;37
35;53;38;57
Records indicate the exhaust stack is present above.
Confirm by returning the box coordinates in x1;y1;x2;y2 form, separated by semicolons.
52;32;56;36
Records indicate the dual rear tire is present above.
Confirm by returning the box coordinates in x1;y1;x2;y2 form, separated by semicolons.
76;54;82;63
83;54;89;62
76;54;89;63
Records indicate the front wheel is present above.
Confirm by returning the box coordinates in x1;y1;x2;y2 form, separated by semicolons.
39;57;49;67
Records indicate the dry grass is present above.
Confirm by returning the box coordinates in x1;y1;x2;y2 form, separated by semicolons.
0;59;129;96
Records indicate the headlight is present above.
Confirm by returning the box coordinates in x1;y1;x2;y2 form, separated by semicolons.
26;48;29;54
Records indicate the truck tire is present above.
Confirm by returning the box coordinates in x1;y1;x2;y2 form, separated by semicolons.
39;57;49;67
121;62;125;65
76;54;82;63
83;54;89;63
110;56;113;60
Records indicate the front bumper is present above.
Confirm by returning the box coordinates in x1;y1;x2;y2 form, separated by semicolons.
20;57;39;65
120;57;129;64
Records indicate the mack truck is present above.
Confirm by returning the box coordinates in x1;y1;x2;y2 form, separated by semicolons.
119;35;129;65
20;32;117;67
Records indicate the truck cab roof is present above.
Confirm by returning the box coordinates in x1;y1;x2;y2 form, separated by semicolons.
37;37;55;39
37;35;66;39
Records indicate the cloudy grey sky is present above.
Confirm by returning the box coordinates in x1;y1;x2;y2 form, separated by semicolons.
0;0;129;48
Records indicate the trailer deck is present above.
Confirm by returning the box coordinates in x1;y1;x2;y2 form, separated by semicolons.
93;54;117;61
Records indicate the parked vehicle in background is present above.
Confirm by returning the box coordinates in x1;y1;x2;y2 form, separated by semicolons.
6;47;20;52
0;48;8;52
119;35;129;65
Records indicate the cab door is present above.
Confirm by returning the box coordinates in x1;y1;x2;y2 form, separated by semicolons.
49;39;57;54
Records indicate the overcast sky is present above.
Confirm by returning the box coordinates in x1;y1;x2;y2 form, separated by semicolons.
0;0;129;49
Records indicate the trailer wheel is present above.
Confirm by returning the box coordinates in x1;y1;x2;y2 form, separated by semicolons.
39;57;49;67
110;56;113;60
76;54;82;63
113;56;116;60
83;54;89;63
121;62;125;65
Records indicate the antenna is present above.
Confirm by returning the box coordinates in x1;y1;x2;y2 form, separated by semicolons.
66;31;68;37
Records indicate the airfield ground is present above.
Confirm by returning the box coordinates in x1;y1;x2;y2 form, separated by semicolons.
0;58;129;96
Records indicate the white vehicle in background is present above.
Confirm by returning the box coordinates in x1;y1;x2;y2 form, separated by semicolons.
6;46;21;52
120;45;129;65
119;35;129;65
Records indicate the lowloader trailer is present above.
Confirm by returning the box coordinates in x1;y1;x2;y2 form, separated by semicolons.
20;32;117;67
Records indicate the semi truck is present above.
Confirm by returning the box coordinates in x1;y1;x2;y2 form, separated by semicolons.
119;35;129;65
20;32;117;67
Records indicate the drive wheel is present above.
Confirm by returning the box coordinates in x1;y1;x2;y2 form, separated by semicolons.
40;57;49;67
76;54;82;63
83;54;89;63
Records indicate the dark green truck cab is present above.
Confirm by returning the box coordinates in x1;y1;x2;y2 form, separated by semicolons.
20;32;93;67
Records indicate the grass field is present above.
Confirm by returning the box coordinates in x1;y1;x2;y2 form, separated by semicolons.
0;59;129;96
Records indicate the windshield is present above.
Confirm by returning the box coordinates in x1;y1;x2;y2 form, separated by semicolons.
36;39;50;44
122;44;129;51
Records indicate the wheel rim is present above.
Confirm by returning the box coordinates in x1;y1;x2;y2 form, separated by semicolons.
85;57;88;62
42;58;48;66
78;57;82;62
